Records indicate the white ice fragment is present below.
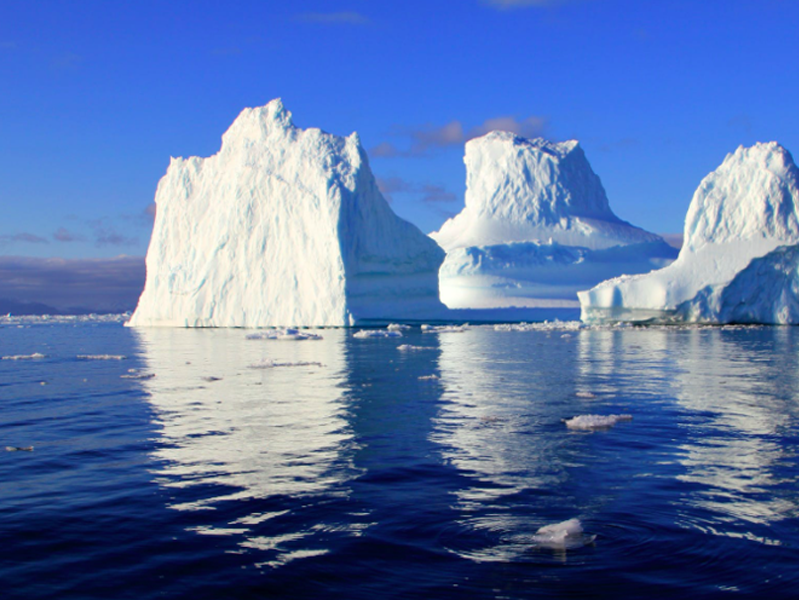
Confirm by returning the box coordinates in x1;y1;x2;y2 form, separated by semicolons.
574;391;597;399
421;324;468;333
77;354;126;360
353;329;403;338
246;329;322;341
397;344;432;351
2;353;46;360
564;414;632;430
247;359;324;369
120;369;155;380
531;518;595;549
387;323;410;331
418;374;440;380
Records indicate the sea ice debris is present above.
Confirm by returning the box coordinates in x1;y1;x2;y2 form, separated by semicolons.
531;518;595;549
564;414;632;430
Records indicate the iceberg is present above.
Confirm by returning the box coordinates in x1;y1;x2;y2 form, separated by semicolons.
430;132;676;309
579;142;799;325
128;99;446;327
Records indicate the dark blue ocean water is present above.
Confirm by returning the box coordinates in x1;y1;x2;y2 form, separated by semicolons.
3;317;799;599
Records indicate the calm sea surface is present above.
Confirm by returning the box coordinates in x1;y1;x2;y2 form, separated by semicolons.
2;317;799;599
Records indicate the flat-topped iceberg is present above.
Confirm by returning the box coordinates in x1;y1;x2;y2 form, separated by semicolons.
579;142;799;324
128;99;446;327
430;132;676;309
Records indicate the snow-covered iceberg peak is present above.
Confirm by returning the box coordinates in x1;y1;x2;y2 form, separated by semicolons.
429;131;676;310
579;142;799;324
128;99;446;328
683;142;799;252
432;131;661;252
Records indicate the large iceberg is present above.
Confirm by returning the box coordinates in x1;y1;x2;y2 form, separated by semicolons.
430;132;676;309
128;99;446;327
579;142;799;324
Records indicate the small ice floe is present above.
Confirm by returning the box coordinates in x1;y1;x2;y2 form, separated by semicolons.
387;323;410;331
353;329;403;339
575;391;597;399
246;328;322;341
421;324;468;333
493;321;584;333
247;359;324;369
418;374;440;380
2;352;46;360
77;354;126;360
564;414;632;430
5;446;34;452
120;369;155;380
531;518;595;549
397;344;432;351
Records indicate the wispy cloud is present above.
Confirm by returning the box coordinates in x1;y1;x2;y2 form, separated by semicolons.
376;176;458;205
53;227;86;243
88;219;138;248
420;184;458;204
0;232;49;246
294;11;370;25
372;114;547;158
51;52;82;70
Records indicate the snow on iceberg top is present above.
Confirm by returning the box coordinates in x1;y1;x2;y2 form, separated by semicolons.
431;130;663;251
683;141;799;253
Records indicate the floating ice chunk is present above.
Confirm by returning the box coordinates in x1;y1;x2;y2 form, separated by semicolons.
120;369;156;380
246;329;322;341
353;329;403;338
421;324;468;333
2;352;46;360
574;391;597;399
77;354;126;360
387;323;411;331
418;374;440;380
247;359;324;369
564;414;632;430
531;518;595;549
5;446;34;452
397;344;433;351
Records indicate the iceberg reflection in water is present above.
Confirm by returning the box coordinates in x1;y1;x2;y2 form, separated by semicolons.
133;327;366;566
107;323;799;596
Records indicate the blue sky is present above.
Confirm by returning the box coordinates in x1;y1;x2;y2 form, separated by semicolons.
1;0;798;263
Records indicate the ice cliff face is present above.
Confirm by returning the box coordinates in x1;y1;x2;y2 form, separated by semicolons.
579;142;799;324
128;99;445;327
430;132;676;308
